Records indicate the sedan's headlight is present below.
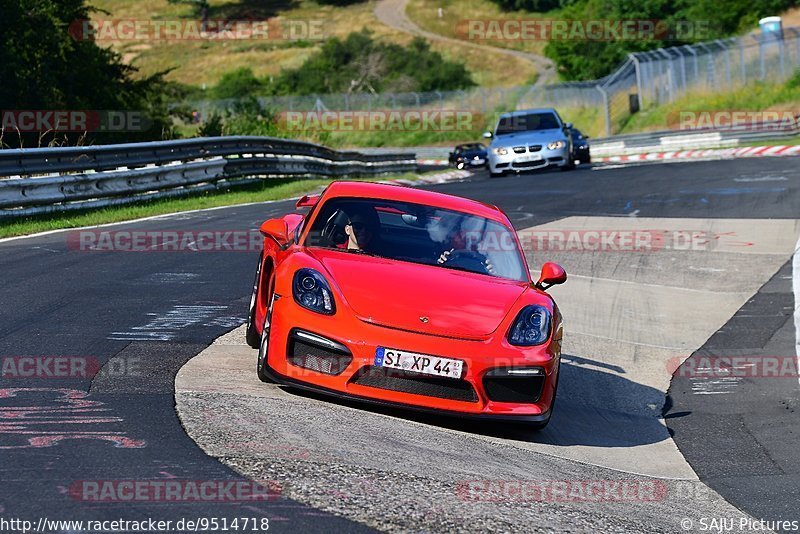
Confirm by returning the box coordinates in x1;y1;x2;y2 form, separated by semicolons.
493;147;508;155
508;305;551;346
547;140;566;150
293;268;335;314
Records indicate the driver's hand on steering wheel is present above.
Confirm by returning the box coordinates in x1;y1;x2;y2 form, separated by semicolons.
437;248;455;264
437;248;498;275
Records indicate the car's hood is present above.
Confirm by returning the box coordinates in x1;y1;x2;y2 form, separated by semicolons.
310;249;527;339
492;129;565;147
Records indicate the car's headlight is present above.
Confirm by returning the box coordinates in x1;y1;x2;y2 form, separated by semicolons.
508;305;551;346
493;147;508;155
547;141;566;150
293;268;335;315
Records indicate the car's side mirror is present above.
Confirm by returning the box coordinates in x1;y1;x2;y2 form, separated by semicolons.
535;262;567;290
259;218;289;247
584;135;590;139
482;131;493;139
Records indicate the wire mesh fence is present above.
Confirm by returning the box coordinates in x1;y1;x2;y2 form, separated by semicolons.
185;27;800;138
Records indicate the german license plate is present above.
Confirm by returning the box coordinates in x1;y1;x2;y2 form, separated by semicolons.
516;153;543;163
374;347;463;379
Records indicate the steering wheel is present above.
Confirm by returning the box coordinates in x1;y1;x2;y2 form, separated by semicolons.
441;250;491;275
321;209;349;246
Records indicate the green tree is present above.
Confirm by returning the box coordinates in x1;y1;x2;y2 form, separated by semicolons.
0;0;173;147
539;0;798;80
214;68;264;99
269;29;475;95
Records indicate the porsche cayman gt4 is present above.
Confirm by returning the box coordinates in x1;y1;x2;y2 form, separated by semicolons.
246;181;566;428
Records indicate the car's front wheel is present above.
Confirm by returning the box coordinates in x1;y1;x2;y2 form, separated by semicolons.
245;256;263;349
256;276;276;383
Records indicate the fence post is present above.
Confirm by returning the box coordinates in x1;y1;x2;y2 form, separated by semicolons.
631;53;644;109
739;41;746;83
679;51;687;91
696;43;715;88
656;49;675;102
683;45;699;90
717;39;732;85
597;85;611;137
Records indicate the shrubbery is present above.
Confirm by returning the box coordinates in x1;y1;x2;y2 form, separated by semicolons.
0;0;175;147
210;29;475;98
537;0;799;80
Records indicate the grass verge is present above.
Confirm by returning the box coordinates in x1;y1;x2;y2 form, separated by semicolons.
406;0;554;56
0;172;432;239
91;0;537;88
617;76;800;135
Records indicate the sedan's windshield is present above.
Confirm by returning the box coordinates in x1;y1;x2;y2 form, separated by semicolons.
496;112;560;136
304;197;528;282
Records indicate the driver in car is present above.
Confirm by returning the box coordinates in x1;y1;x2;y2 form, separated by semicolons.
435;220;497;275
342;205;381;253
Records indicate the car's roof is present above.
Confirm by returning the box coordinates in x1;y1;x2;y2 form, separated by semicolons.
499;108;557;118
455;143;484;149
321;181;507;223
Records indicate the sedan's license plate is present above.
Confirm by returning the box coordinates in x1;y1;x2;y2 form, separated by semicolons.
375;347;463;379
516;153;543;163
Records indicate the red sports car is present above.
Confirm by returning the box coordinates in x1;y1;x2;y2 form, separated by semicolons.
246;181;566;428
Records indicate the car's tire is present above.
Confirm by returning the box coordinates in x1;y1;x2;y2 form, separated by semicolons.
256;278;276;383
560;159;576;171
245;256;263;349
489;171;504;178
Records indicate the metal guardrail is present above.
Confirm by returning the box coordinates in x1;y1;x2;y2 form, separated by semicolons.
358;119;800;161
0;137;416;219
589;118;800;156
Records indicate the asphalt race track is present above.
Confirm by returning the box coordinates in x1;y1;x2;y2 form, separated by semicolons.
1;157;799;533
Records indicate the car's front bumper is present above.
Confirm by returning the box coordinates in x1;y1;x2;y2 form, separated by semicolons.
488;146;570;173
453;157;487;168
264;295;560;419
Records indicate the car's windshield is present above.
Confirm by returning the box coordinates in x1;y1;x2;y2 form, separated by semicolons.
495;112;560;136
304;197;528;282
457;143;485;151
